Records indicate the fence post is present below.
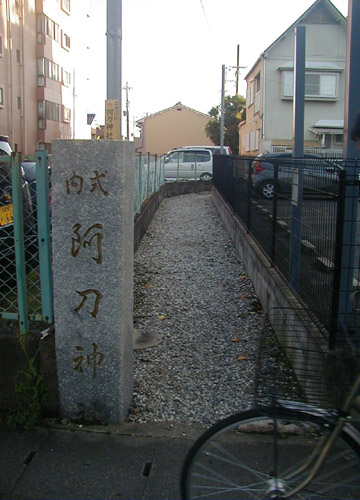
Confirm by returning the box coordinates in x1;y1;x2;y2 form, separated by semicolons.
36;150;53;323
334;161;360;337
138;153;143;209
147;152;150;200
246;159;252;231
270;163;279;266
160;155;165;186
154;154;157;193
176;152;180;182
12;153;29;333
194;153;197;181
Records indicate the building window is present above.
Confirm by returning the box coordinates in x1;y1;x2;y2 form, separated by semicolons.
37;14;60;43
37;57;61;84
17;96;21;109
0;87;4;106
38;118;46;130
0;35;3;56
61;0;70;13
45;100;60;121
63;106;71;123
254;72;260;94
334;134;344;146
16;49;20;63
246;84;254;107
62;33;71;50
63;69;71;86
38;99;60;124
282;71;338;99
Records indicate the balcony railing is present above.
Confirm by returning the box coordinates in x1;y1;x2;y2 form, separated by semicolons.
270;146;343;158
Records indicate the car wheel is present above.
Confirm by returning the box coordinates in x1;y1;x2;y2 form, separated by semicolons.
258;180;275;199
200;173;212;181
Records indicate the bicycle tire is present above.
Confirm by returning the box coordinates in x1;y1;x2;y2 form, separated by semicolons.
180;407;360;500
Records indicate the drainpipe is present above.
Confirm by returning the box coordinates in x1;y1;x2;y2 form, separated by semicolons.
5;0;14;148
73;69;76;138
262;55;266;150
220;64;225;154
20;0;26;153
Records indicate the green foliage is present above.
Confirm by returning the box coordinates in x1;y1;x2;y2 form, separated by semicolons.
7;333;47;430
205;94;246;155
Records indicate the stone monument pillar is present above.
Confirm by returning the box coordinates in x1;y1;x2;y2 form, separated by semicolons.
51;140;134;423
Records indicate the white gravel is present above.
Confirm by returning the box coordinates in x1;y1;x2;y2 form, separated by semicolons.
130;191;264;425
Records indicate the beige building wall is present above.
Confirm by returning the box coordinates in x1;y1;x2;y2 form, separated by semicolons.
0;0;73;155
0;0;38;153
135;103;214;155
239;59;264;156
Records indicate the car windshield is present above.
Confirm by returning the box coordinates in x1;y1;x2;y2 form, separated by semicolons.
0;142;12;156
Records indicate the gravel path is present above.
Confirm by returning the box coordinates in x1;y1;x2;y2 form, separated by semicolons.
130;192;264;425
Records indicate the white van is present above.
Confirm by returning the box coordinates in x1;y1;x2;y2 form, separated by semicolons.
181;145;232;155
164;148;213;180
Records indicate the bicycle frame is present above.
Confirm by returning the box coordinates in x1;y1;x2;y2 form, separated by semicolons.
278;371;360;498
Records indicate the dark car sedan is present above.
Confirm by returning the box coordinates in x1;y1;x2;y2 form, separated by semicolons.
251;153;341;199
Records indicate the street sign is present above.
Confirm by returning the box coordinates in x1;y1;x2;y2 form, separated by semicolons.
87;113;96;125
105;99;121;140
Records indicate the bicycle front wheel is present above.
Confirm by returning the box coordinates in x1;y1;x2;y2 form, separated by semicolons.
181;407;360;499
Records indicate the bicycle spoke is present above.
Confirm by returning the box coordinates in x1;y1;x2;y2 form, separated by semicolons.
181;410;360;500
200;441;271;481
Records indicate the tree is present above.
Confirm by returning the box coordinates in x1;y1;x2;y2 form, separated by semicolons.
205;94;246;155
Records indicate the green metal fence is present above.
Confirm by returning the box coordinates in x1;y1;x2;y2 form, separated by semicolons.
1;151;168;332
134;154;165;214
1;151;165;332
0;152;53;333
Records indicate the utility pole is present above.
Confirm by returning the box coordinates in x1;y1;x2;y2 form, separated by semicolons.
106;0;122;139
236;45;240;95
123;82;132;141
220;65;225;154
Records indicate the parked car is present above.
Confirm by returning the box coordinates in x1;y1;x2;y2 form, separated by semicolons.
0;135;12;156
21;161;37;207
181;145;232;155
165;148;213;180
0;138;35;280
251;153;341;199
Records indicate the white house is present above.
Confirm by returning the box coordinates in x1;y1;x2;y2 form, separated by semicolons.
239;0;347;157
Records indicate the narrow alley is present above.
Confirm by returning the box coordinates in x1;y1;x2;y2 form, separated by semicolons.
131;192;263;424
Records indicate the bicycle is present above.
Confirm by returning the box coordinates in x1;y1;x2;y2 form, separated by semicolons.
180;309;360;499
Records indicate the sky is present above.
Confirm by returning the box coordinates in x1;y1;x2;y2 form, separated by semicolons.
78;0;349;139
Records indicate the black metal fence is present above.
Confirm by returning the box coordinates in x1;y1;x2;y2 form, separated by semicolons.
213;154;360;347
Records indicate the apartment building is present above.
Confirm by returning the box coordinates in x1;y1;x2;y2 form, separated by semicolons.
0;0;73;154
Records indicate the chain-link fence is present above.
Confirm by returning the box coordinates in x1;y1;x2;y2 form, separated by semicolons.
134;154;164;214
2;149;208;331
0;152;52;332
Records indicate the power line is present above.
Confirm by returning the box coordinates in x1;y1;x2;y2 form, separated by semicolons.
199;0;210;29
